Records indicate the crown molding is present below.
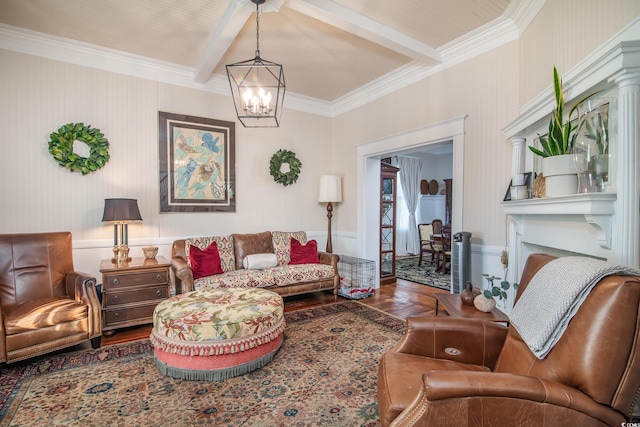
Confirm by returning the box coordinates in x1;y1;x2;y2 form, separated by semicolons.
503;0;547;35
331;14;523;116
0;1;543;118
0;24;215;91
439;16;519;64
330;61;433;117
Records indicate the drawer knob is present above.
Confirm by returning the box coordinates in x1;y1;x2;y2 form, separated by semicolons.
113;312;119;318
113;295;120;302
156;274;162;281
156;290;163;297
113;278;119;285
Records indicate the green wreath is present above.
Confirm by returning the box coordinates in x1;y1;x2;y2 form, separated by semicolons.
269;149;301;186
48;123;110;175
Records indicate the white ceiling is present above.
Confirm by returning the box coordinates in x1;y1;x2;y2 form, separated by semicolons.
0;0;544;111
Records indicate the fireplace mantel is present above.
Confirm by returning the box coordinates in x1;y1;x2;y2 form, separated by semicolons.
503;193;616;249
501;24;640;284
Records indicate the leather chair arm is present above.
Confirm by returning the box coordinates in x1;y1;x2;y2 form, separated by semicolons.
391;317;508;369
391;371;623;427
318;252;340;296
65;271;95;298
172;256;194;293
318;251;339;268
65;272;102;337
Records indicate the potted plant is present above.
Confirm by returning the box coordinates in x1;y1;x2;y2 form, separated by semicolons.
473;274;518;313
529;67;598;197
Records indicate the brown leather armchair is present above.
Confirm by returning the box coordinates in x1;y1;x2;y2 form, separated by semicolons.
0;232;102;365
377;253;640;426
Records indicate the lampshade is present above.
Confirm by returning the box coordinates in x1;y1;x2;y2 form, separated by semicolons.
318;175;342;203
226;0;285;128
102;198;142;222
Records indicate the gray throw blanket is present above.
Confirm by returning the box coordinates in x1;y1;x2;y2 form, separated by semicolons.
509;256;640;359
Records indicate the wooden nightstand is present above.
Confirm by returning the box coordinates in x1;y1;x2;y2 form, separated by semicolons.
99;256;171;336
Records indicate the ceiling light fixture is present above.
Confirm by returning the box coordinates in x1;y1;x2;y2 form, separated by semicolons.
226;0;285;128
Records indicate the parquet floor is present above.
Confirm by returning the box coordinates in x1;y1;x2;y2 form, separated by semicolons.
100;279;446;346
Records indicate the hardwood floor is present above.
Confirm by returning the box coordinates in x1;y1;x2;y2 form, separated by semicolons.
100;279;447;346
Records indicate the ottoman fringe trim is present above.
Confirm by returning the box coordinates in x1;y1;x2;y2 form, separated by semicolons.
150;319;286;357
153;344;282;382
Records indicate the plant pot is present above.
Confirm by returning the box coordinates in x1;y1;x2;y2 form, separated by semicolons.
542;154;578;197
473;294;496;312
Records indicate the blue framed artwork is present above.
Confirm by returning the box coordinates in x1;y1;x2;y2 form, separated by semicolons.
158;112;236;212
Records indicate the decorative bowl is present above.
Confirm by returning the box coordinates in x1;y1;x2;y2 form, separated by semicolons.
142;246;158;259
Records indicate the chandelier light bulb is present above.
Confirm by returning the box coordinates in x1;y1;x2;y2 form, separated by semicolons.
243;89;252;108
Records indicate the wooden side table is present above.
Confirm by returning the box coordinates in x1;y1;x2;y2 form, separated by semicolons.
435;293;509;325
99;256;171;336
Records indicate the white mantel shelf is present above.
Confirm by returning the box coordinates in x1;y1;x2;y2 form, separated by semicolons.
502;193;616;215
503;192;617;251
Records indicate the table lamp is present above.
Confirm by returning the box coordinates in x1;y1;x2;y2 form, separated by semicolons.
102;198;142;263
318;175;342;253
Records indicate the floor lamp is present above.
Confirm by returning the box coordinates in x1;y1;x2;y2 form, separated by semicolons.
318;175;342;253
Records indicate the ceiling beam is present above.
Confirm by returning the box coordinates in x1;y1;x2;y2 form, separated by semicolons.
193;0;288;83
192;0;254;84
285;0;442;65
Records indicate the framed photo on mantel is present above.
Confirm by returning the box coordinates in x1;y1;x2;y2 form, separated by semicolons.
503;172;532;202
158;112;236;213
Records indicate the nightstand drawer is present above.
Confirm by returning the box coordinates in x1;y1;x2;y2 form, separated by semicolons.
103;285;168;308
104;303;157;326
105;269;168;288
99;257;171;335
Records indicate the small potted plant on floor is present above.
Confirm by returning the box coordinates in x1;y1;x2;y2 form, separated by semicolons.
473;274;518;312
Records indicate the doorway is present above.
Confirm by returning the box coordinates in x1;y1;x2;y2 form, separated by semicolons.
356;116;466;287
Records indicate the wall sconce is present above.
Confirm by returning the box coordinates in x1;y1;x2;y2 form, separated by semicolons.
102;198;142;263
318;175;342;253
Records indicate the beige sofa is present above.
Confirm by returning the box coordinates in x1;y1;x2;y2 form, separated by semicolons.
171;230;339;297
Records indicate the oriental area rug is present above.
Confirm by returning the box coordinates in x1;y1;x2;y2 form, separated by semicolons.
395;256;451;291
0;301;405;427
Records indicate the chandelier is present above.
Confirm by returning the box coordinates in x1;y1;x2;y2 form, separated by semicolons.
226;0;285;128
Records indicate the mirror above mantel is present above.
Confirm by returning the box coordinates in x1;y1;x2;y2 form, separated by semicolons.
501;20;640;283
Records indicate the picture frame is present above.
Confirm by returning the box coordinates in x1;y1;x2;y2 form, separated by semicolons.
158;112;236;213
503;172;532;201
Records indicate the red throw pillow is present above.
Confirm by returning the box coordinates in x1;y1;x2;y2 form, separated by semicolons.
189;242;223;279
289;238;319;264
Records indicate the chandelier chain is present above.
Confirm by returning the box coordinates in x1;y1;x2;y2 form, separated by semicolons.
255;1;260;58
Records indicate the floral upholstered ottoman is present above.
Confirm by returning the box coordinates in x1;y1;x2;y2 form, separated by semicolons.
150;287;285;381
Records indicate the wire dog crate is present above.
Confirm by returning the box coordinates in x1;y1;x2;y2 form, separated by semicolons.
337;255;376;299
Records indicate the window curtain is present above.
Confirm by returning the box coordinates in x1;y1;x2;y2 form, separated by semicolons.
397;157;423;255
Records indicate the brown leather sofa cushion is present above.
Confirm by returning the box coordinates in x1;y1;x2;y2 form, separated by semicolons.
232;231;273;270
3;298;88;335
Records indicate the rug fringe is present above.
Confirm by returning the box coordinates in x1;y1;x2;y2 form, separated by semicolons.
153;345;281;382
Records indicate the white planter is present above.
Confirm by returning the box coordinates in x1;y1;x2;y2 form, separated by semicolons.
543;154;578;197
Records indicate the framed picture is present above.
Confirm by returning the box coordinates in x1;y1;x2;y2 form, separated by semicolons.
503;172;532;201
158;112;236;213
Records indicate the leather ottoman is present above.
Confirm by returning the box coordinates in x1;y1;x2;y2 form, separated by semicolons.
150;287;285;381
